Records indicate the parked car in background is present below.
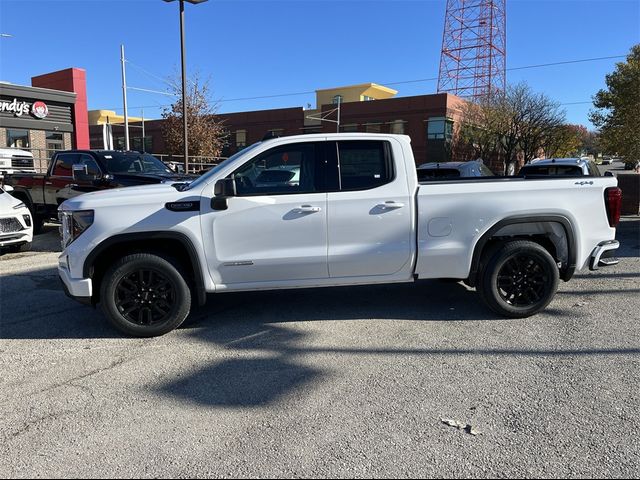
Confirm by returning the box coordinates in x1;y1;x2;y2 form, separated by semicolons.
0;148;36;177
0;184;33;253
417;160;494;181
601;156;614;165
3;150;195;234
519;158;602;177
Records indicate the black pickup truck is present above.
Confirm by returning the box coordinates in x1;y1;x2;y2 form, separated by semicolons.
3;150;194;233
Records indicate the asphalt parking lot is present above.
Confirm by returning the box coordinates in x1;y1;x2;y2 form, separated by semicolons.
1;218;639;478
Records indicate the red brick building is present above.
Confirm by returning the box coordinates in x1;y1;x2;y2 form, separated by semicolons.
90;84;471;167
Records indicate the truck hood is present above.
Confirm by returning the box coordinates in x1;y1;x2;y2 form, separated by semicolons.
111;172;196;184
59;183;197;211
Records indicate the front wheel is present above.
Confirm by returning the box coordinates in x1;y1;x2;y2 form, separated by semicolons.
477;240;559;318
100;253;192;337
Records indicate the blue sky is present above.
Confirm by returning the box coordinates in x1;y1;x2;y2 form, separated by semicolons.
1;0;639;127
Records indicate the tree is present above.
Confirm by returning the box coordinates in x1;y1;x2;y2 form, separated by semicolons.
541;124;586;158
516;86;565;163
590;44;640;162
457;82;566;173
161;73;228;160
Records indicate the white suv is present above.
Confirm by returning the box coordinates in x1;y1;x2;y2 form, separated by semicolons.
0;185;33;252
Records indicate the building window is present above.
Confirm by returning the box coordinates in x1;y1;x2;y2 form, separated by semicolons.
235;129;247;148
427;117;453;140
131;136;152;153
365;123;382;133
7;129;30;148
46;131;64;155
341;124;358;132
332;95;343;105
389;120;406;134
361;95;375;102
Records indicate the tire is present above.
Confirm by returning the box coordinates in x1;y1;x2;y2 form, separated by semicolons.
100;253;192;337
477;240;559;318
6;241;31;253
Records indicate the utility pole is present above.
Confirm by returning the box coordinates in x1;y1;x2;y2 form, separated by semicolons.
120;44;130;150
179;0;189;171
141;109;146;152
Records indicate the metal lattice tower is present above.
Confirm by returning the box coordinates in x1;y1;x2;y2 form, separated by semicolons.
437;0;506;100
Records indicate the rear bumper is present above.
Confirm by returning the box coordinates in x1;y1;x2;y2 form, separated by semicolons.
58;264;93;305
589;240;620;270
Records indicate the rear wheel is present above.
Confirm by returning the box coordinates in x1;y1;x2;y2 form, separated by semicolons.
100;253;191;337
478;240;559;318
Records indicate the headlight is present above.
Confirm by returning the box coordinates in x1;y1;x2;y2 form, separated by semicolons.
12;202;26;210
59;210;94;248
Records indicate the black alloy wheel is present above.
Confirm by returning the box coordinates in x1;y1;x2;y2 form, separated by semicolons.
101;253;191;336
478;240;559;318
114;269;177;326
496;254;549;307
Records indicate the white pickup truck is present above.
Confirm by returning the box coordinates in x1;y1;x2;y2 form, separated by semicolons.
58;134;622;336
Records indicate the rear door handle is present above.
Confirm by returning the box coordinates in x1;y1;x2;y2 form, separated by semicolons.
297;205;321;213
376;201;405;210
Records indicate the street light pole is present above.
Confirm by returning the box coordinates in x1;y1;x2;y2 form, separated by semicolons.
164;0;208;173
179;0;189;172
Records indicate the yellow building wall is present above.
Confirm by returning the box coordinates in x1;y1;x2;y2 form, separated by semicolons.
88;109;143;125
315;83;397;108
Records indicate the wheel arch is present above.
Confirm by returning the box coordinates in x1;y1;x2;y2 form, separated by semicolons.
83;231;207;306
467;215;577;287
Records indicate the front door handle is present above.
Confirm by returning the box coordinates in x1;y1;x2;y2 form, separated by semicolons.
296;205;321;213
376;201;405;210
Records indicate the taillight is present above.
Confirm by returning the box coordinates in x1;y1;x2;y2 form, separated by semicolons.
604;187;622;228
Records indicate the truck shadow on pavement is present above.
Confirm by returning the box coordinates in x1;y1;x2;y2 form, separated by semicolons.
154;277;640;409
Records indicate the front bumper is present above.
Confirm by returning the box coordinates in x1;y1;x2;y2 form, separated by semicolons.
0;210;33;247
58;262;93;305
589;240;620;270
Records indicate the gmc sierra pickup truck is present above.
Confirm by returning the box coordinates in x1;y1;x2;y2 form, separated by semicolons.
4;150;193;233
58;134;622;336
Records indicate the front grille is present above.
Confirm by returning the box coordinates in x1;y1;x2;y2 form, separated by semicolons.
11;155;34;169
0;217;23;233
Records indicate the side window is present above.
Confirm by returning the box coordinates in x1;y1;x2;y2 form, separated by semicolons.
232;142;322;196
338;141;393;191
75;154;102;176
52;153;78;177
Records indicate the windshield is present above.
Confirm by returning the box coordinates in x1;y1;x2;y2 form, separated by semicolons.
186;142;262;191
104;152;173;175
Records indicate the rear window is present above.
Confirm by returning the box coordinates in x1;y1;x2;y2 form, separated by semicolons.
338;141;394;191
418;168;461;181
520;165;584;176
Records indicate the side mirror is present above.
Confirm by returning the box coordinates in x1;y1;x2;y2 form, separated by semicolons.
214;178;236;197
3;184;14;193
72;164;101;183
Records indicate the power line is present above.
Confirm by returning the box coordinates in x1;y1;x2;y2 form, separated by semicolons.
507;55;626;71
103;54;624;112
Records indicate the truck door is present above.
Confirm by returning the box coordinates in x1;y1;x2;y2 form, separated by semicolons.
202;141;330;286
327;139;414;278
44;152;78;206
